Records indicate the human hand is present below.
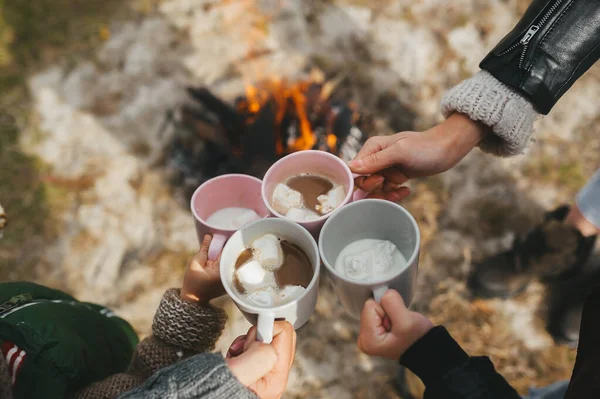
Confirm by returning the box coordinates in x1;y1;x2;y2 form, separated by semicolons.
350;113;487;201
358;290;433;360
227;321;296;399
180;234;225;303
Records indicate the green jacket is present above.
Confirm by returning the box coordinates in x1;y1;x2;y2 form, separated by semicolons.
0;282;138;399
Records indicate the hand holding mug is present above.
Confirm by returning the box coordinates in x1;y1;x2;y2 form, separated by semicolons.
227;321;296;399
349;113;487;202
181;234;225;303
358;290;432;360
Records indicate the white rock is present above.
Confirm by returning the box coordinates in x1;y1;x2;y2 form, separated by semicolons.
272;183;305;215
236;260;277;292
316;185;346;214
285;208;321;222
278;285;306;304
246;287;278;308
252;234;285;271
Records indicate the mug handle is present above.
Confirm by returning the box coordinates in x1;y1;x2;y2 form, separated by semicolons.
256;312;275;344
373;284;389;303
351;173;369;202
208;234;227;261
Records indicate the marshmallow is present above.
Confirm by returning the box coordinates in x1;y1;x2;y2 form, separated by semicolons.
236;260;277;292
246;287;278;307
285;207;321;222
251;234;285;271
273;184;304;214
316;185;346;214
277;285;306;304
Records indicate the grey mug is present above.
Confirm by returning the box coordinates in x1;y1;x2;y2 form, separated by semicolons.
318;199;420;318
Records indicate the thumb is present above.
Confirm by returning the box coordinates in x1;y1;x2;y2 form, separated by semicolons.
349;147;397;174
379;290;409;327
227;342;278;386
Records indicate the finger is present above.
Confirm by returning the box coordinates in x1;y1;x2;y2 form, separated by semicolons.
360;299;387;338
271;321;295;373
358;299;387;354
380;167;409;186
353;136;388;161
227;343;278;386
191;234;212;269
367;187;411;202
227;335;247;359
243;326;257;352
356;174;385;192
349;146;398;174
380;290;408;328
382;315;392;332
205;252;223;279
290;329;297;369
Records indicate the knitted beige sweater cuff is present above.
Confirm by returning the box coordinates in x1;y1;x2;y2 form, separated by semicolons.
153;289;227;353
441;70;539;157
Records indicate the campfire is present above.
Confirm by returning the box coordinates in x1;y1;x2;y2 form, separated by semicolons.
165;69;371;201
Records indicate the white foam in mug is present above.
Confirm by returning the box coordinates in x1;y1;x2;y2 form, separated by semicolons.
334;239;407;283
206;207;261;230
319;199;420;319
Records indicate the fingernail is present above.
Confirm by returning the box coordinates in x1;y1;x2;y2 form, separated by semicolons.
375;175;385;184
348;160;363;169
231;340;245;351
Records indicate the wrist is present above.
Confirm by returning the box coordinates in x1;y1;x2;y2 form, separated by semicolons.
437;113;487;156
400;326;470;386
180;289;208;304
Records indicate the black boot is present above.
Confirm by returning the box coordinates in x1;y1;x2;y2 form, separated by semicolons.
469;206;597;298
546;257;600;346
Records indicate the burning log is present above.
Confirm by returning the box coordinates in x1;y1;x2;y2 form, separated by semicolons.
167;70;369;202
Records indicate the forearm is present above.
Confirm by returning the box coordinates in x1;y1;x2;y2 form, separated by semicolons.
400;326;520;399
441;71;539;157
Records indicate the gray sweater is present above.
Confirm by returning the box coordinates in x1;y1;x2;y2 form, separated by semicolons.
441;70;539;157
118;353;258;399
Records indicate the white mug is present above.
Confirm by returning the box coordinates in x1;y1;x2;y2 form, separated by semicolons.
220;218;320;343
319;199;420;318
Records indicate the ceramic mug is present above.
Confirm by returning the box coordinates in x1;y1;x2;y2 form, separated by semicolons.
220;218;320;343
319;199;420;319
191;174;270;260
261;150;367;237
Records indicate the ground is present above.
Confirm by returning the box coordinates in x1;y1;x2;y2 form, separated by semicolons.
1;0;599;398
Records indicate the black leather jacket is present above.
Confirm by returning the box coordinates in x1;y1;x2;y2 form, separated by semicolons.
480;0;600;114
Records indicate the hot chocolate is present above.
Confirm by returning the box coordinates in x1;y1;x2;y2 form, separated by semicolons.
271;173;346;222
233;234;313;307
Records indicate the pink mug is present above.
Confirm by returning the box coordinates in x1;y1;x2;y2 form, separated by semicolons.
191;174;270;260
261;150;367;237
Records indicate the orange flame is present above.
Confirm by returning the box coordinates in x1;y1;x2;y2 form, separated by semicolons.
240;77;338;155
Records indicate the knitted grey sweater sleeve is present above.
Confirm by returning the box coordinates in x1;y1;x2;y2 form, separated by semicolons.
441;70;539;157
117;352;258;399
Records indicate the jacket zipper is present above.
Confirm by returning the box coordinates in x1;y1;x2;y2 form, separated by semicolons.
496;0;565;68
